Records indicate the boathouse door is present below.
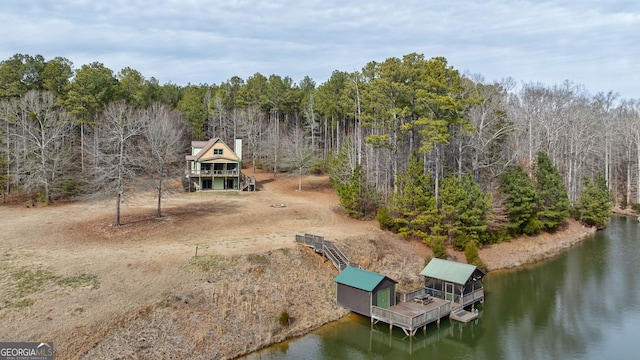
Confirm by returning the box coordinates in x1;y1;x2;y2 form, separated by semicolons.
377;288;390;309
444;282;455;302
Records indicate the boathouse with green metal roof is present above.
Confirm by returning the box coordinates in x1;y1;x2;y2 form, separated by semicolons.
420;258;486;307
334;266;398;317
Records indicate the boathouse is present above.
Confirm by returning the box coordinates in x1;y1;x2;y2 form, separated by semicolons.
420;258;485;307
334;266;397;317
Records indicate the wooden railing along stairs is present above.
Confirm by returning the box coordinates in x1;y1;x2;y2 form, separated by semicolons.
295;233;360;271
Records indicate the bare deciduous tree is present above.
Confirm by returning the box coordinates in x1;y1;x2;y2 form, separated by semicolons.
281;127;318;191
4;90;74;203
89;101;144;226
238;104;264;173
141;102;187;217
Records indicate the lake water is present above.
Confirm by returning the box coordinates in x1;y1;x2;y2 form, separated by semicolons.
243;216;640;360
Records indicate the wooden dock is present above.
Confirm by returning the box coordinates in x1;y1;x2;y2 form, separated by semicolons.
371;296;452;337
450;303;479;323
371;294;480;336
296;234;483;337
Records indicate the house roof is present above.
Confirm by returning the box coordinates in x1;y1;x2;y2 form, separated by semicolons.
334;266;396;292
185;137;239;162
420;258;484;285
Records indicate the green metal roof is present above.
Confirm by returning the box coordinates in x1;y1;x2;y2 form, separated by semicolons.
420;258;479;285
334;266;393;292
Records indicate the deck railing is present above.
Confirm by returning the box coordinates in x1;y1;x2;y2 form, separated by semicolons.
295;233;324;251
371;301;452;331
189;169;239;176
396;288;427;303
425;288;484;306
462;288;484;306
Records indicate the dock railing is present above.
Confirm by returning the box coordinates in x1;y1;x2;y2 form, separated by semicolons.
371;301;452;332
462;288;484;306
424;288;484;307
396;288;427;303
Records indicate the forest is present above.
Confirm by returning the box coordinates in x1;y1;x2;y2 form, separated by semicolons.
0;52;628;258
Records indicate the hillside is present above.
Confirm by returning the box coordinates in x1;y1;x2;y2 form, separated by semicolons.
0;170;596;359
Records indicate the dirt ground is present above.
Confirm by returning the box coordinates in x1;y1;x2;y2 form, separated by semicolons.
0;170;599;359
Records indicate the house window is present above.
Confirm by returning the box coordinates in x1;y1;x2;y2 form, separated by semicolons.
213;149;223;155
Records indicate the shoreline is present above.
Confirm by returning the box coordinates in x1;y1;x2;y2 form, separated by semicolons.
233;218;601;359
477;218;598;271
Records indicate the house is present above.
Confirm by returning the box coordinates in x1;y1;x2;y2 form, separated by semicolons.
334;266;397;317
420;258;485;308
185;137;254;191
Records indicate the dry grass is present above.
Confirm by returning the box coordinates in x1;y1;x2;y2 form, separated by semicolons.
82;246;349;359
0;169;596;359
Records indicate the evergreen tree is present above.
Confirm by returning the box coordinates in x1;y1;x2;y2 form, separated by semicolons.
334;165;377;219
177;85;210;140
576;174;612;229
440;173;492;249
500;166;541;236
535;152;570;231
391;154;441;240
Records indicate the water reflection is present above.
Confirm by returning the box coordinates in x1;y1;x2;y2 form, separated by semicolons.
244;216;640;360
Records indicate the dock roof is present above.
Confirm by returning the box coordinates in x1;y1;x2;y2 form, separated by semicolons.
334;266;396;292
420;258;483;285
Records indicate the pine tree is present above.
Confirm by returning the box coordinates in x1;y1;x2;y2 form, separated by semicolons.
577;174;612;229
335;164;364;218
500;166;541;236
391;154;441;239
439;173;492;249
535;152;570;231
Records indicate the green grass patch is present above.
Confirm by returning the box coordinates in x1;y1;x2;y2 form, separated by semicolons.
72;307;85;315
190;254;222;272
247;254;270;265
1;266;100;309
10;268;58;298
55;273;101;290
9;298;35;308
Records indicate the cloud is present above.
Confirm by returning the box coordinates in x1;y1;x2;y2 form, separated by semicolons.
1;0;639;98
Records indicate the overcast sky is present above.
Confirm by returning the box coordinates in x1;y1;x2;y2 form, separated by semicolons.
2;0;639;99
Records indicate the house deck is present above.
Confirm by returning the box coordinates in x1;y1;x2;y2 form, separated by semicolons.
371;297;452;337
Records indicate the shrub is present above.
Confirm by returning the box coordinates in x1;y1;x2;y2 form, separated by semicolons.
429;236;447;259
483;227;511;244
452;230;471;251
464;241;488;272
631;203;640;213
376;207;394;231
464;241;480;264
278;310;290;327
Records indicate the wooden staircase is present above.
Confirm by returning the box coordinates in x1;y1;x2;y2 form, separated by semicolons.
295;233;360;271
239;172;255;191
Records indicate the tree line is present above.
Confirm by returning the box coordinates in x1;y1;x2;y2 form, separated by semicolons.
0;53;626;244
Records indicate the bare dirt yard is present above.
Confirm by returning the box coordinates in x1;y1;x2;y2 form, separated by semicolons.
0;170;598;359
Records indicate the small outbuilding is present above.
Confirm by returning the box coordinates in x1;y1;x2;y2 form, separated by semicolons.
420;258;485;307
334;266;397;317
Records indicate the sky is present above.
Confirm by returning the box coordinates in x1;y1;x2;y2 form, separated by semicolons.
1;0;639;99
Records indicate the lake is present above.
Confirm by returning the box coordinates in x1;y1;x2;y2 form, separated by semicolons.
243;216;640;359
